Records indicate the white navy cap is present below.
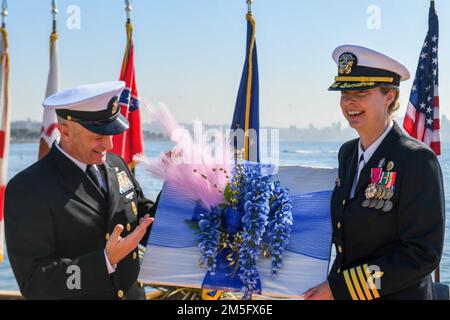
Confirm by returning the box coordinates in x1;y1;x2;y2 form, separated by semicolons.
329;45;410;91
43;81;129;135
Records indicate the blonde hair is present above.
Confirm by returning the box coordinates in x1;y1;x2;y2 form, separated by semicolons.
379;86;400;117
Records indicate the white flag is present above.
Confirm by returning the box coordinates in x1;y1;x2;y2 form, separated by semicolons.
39;32;59;159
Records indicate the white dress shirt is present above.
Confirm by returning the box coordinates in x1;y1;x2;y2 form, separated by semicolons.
350;120;394;198
55;140;116;274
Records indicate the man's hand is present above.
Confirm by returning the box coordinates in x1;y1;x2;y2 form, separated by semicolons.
303;281;335;300
106;214;154;265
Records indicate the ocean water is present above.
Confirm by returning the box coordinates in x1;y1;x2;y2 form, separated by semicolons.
1;140;449;291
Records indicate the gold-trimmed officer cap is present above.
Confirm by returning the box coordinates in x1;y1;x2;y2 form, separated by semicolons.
329;45;410;91
43;81;129;135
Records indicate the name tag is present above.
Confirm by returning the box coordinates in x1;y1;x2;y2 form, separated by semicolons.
117;171;134;194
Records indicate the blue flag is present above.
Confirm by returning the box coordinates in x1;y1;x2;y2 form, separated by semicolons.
231;13;260;162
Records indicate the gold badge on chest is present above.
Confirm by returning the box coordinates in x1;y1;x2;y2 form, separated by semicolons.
131;201;138;215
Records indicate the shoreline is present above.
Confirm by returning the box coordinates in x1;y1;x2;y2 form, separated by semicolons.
9;138;171;144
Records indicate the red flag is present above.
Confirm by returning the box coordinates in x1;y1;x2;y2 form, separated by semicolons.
111;22;144;167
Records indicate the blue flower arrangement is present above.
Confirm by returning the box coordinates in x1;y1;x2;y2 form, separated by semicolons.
267;181;293;277
197;161;294;299
198;206;223;274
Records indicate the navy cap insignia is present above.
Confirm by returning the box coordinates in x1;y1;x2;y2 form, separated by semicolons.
112;100;119;115
338;53;357;75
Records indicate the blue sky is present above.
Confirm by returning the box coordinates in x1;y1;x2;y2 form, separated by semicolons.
5;0;450;128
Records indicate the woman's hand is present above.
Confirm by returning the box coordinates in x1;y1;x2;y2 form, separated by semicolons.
303;281;335;300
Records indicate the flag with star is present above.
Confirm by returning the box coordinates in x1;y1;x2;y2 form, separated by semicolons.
231;12;260;162
403;1;440;155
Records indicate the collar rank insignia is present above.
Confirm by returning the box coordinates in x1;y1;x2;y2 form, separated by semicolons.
338;53;357;75
117;171;134;194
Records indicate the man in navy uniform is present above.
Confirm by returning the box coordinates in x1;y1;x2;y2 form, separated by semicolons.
5;81;156;300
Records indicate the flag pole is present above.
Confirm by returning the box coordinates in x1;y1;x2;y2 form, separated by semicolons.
434;0;440;285
247;0;253;13
123;0;133;69
125;0;132;24
38;0;60;159
51;0;58;33
431;0;440;286
1;0;7;28
0;0;9;264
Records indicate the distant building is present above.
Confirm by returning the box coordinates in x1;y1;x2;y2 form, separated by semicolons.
8;116;450;144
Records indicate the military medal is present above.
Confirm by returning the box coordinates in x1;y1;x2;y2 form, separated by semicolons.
361;164;398;212
362;199;371;208
365;168;382;198
384;172;397;199
381;171;397;212
365;184;377;199
385;188;394;200
375;185;383;199
375;199;385;210
362;168;382;208
380;187;387;199
369;199;378;208
382;200;393;212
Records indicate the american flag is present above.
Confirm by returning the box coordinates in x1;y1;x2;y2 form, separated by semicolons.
403;1;440;155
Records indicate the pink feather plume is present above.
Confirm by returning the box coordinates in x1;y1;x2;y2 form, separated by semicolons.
134;103;233;209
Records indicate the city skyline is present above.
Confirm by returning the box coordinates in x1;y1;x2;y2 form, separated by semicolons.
10;114;450;143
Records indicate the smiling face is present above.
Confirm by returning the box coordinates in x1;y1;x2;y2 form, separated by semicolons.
58;119;113;165
340;87;396;135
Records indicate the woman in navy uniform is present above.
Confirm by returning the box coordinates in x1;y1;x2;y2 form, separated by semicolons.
5;81;157;300
304;45;445;300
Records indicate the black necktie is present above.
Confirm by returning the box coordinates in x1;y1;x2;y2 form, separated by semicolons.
351;154;365;198
86;165;107;194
